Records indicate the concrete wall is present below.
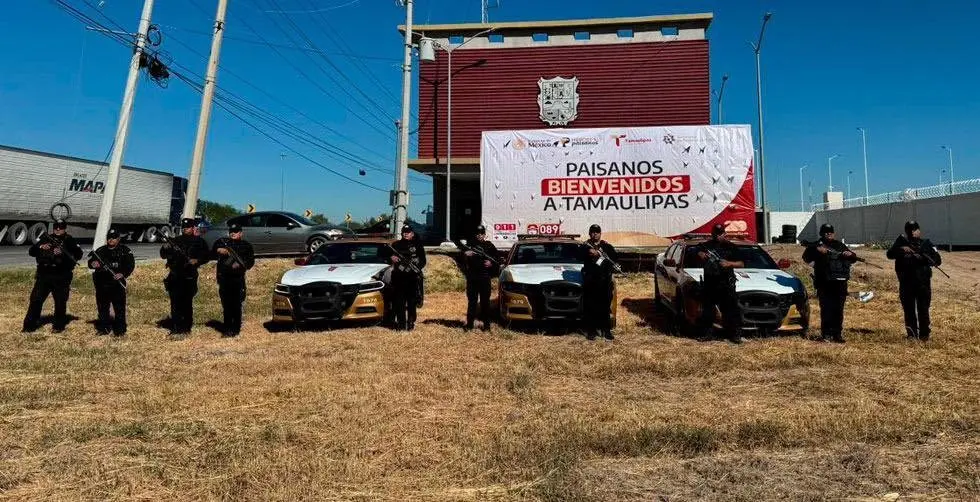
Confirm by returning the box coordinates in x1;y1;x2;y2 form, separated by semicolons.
805;192;979;247
768;211;815;242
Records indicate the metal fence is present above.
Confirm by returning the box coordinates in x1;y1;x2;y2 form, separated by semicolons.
811;177;980;211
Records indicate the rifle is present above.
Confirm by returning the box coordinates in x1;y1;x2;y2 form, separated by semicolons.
89;248;128;290
160;235;197;270
906;239;951;279
800;240;884;270
45;234;80;265
215;238;247;270
453;239;501;268
586;239;623;273
386;244;423;275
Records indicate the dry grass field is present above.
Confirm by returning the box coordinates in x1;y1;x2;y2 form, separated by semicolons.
0;246;978;501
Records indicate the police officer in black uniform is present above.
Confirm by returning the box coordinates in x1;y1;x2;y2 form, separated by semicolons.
383;224;426;331
160;218;211;336
803;223;859;343
461;224;500;332
212;223;255;337
886;221;941;341
690;223;746;344
87;228;135;336
22;219;84;333
579;224;619;340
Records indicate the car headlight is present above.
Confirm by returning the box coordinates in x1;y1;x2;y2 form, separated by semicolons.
274;283;291;294
359;281;385;293
501;281;527;294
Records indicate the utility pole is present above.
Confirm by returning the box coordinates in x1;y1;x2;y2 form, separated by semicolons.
182;0;230;220
827;154;839;191
941;146;954;195
280;152;286;210
393;0;414;234
391;119;402;235
93;0;156;249
751;12;772;243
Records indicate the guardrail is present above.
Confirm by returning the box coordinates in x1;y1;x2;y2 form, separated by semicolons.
812;178;980;211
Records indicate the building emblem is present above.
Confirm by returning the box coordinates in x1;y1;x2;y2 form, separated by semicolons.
538;76;579;126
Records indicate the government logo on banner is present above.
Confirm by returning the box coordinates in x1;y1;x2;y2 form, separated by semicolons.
538;76;579;126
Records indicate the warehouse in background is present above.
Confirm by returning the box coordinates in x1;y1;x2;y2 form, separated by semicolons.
401;13;713;241
0;144;186;245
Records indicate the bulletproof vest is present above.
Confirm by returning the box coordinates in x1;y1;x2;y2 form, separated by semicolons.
92;245;128;281
215;238;250;275
701;240;735;285
393;239;421;274
822;240;852;281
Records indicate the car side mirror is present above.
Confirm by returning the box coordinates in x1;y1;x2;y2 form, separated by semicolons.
286;221;299;229
294;257;308;266
777;258;792;269
664;258;676;267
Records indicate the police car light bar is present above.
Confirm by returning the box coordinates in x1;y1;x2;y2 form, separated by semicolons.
516;234;581;240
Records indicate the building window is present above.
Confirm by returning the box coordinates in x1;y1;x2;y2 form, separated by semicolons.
449;35;464;44
574;31;590;41
617;28;634;38
489;33;504;44
532;32;549;42
661;26;679;36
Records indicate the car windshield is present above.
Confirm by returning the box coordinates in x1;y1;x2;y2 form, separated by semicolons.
510;242;583;265
283;212;316;226
307;242;388;265
683;243;779;269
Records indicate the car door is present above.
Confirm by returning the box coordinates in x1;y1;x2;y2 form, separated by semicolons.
663;244;685;302
264;213;302;254
240;214;269;254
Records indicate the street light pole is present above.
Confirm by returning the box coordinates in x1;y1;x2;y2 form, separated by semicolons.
751;12;773;243
857;127;869;204
799;164;807;212
847;170;853;201
280;152;286;210
827;154;839;191
437;28;493;244
715;74;729;124
941;146;954;195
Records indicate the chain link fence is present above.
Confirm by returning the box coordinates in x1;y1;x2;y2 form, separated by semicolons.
812;178;980;211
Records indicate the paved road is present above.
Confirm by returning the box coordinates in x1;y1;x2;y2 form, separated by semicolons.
0;243;163;268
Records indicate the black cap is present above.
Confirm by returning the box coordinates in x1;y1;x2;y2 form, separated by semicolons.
711;223;725;237
106;229;120;239
820;223;835;236
475;224;486;235
401;224;413;234
589;224;601;234
229;223;243;233
52;219;67;230
905;220;920;234
181;218;196;229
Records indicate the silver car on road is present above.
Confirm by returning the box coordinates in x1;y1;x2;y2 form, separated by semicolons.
205;211;352;255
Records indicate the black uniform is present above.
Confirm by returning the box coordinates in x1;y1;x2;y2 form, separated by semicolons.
461;238;500;330
23;232;83;332
803;236;857;342
690;238;743;341
160;231;211;334
382;237;426;330
212;236;256;336
886;233;941;340
578;239;619;339
87;243;135;335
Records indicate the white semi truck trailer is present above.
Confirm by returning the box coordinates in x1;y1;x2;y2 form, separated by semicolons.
0;145;187;245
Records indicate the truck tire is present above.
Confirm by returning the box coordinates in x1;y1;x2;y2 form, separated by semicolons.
144;226;160;243
6;222;29;246
29;222;48;244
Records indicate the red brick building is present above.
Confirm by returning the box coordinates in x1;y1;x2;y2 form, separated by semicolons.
403;13;713;239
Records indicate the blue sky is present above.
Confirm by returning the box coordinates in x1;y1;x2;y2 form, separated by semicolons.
1;0;977;221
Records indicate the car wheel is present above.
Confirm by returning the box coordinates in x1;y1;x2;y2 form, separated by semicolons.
144;226;160;243
307;236;328;253
28;222;47;244
673;293;692;336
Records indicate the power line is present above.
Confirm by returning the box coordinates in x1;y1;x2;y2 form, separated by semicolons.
253;0;398;125
164;32;430;184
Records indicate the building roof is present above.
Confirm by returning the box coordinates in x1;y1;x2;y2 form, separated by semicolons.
399;12;713;35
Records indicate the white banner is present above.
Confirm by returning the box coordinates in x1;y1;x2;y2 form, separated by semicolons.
480;125;756;247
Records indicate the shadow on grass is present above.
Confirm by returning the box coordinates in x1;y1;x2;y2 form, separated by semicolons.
420;319;467;329
25;314;81;331
204;320;226;335
261;318;386;334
